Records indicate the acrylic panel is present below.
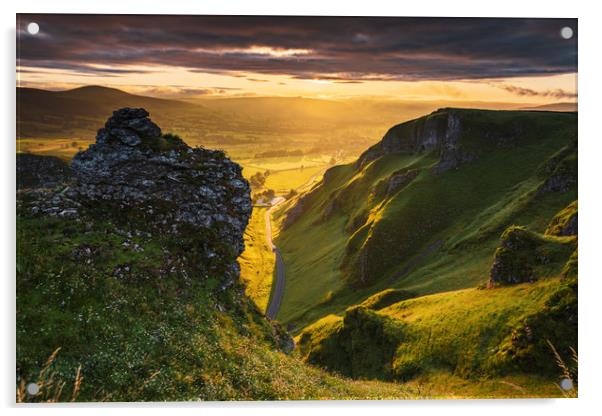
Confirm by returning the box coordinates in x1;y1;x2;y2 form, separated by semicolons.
16;14;577;402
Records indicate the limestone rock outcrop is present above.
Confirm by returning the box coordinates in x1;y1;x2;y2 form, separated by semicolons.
20;108;252;286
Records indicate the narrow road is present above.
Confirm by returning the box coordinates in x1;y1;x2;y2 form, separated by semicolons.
265;197;286;319
263;167;329;320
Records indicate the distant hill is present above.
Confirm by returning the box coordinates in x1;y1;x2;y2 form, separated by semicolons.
198;96;355;120
18;85;206;116
194;96;531;127
17;86;219;139
520;102;577;112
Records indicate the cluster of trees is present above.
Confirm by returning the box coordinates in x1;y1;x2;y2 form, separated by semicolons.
285;189;298;199
252;188;298;204
249;170;271;188
252;188;276;204
56;142;83;150
254;149;303;158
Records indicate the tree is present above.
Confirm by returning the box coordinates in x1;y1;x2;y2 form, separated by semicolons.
249;172;266;188
264;189;276;200
285;189;298;199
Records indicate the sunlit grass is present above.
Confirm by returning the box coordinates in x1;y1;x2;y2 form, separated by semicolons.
275;109;576;330
297;276;576;396
238;207;275;313
17;138;93;160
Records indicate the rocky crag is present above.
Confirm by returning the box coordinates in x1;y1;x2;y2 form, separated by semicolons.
16;153;72;190
356;108;578;176
489;200;578;286
19;107;252;288
356;109;467;173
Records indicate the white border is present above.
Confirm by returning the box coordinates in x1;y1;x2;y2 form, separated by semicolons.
3;1;601;414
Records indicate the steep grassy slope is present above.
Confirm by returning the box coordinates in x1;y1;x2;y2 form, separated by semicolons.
295;192;577;394
297;275;576;386
274;108;577;329
16;208;424;401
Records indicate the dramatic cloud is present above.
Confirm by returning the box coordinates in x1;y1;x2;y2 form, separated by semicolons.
500;85;578;99
132;85;242;97
16;15;577;82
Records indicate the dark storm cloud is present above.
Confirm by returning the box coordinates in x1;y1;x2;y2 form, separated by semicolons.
16;15;577;81
18;59;155;75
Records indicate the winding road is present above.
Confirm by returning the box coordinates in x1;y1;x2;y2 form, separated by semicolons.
265;197;286;319
263;166;331;320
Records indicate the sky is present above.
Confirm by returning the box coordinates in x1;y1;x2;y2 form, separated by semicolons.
16;15;578;104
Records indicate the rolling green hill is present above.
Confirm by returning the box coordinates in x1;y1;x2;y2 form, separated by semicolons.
274;108;577;329
295;199;577;386
297;275;577;382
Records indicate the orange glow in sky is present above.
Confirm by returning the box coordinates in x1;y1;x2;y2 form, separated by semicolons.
17;65;577;105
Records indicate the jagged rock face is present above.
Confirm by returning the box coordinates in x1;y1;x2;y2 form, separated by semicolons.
357;109;538;174
357;109;467;173
557;214;577;236
96;107;162;147
386;169;419;196
537;170;577;196
545;201;578;237
489;225;576;286
21;108;252;286
16;153;73;190
489;227;539;285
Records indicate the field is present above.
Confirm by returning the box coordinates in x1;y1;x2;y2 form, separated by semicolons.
241;157;332;194
238;207;275;313
17;138;94;160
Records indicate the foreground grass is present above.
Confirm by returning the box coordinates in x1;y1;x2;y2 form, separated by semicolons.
404;372;565;399
17;209;425;401
297;276;577;393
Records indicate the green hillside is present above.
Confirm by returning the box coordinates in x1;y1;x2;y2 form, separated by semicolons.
16;208;428;401
16;198;568;400
296;203;577;385
274;108;577;329
297;274;576;384
16;106;577;400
